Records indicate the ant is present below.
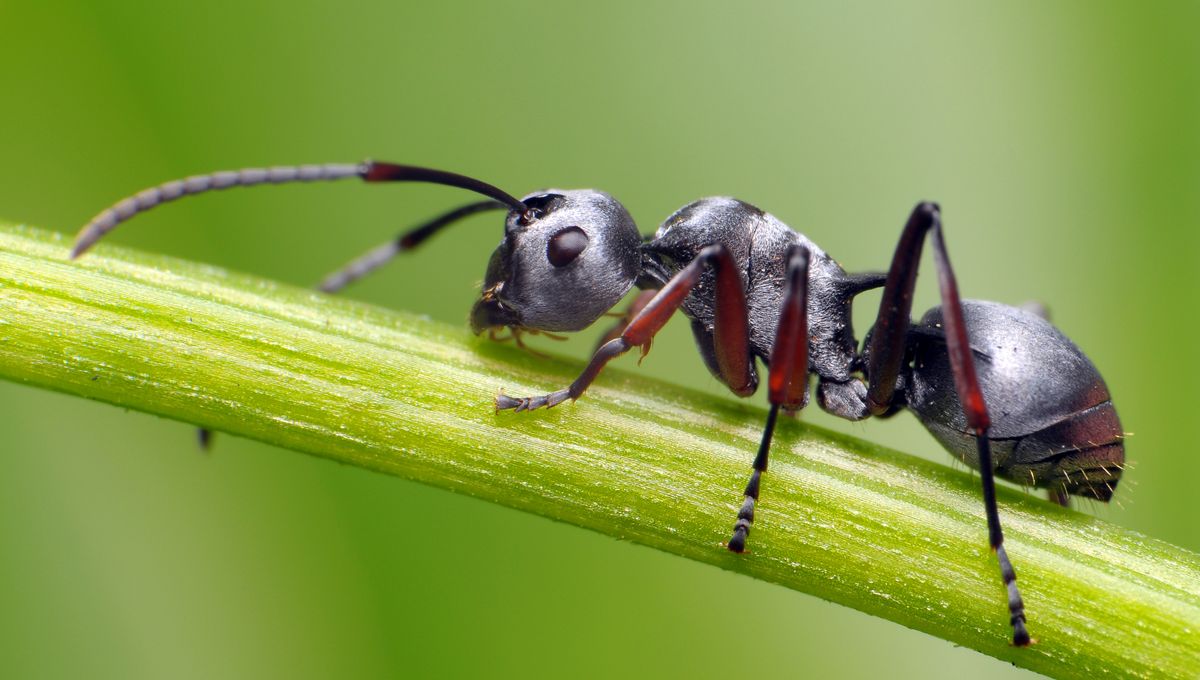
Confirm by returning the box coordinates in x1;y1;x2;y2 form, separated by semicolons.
72;160;1126;647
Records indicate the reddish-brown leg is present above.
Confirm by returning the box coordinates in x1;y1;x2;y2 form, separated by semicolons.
496;244;754;410
594;289;659;352
727;245;811;553
864;202;1030;647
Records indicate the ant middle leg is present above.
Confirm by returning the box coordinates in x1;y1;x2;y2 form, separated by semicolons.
727;244;811;553
495;243;812;554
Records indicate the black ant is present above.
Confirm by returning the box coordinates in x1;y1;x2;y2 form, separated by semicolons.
72;160;1126;647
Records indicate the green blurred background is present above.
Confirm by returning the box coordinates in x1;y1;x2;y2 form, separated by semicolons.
1;2;1196;678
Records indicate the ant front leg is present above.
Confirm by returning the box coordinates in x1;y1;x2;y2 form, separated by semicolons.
496;244;755;409
728;244;810;553
593;289;659;352
864;203;1031;646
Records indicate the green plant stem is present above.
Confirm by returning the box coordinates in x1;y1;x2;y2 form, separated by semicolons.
0;222;1196;679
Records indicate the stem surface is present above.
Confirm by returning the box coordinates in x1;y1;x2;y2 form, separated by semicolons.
0;223;1196;679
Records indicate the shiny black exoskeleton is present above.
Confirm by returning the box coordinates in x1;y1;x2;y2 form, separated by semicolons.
73;160;1125;647
904;301;1122;502
472;191;1122;505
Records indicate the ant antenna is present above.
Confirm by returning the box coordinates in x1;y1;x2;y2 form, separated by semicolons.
360;162;526;212
70;160;528;259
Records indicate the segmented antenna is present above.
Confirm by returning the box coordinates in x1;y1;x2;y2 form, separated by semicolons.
317;200;505;293
71;163;362;259
70;160;528;259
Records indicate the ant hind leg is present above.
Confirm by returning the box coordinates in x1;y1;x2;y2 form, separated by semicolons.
862;202;1030;646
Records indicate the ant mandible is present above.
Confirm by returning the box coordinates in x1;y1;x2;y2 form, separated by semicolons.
72;160;1127;647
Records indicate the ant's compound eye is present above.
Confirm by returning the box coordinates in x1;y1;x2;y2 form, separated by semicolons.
547;226;589;267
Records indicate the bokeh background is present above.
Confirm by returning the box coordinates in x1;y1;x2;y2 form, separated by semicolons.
1;2;1197;678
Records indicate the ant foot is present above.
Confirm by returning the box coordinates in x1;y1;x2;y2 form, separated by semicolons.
726;523;750;553
1012;620;1032;647
495;388;571;412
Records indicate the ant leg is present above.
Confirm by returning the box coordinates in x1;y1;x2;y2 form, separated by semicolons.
594;289;659;352
864;203;1031;646
1048;486;1071;508
728;245;810;553
496;244;754;411
195;200;507;449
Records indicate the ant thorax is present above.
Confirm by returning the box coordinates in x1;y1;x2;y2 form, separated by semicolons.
644;196;877;384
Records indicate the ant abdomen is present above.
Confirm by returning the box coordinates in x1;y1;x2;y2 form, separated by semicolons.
906;300;1124;501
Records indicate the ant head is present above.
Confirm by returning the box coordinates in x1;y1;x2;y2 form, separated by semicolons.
471;189;642;334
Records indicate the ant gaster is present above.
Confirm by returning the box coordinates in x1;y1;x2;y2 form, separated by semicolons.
72;160;1127;647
